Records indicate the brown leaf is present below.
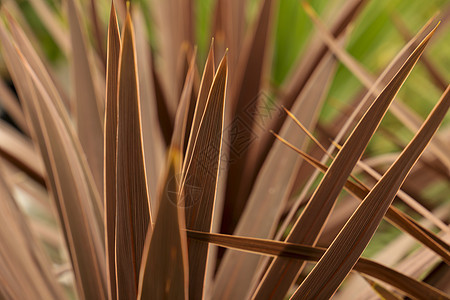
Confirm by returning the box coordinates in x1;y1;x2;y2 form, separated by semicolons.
213;50;339;300
133;6;166;211
187;230;450;300
305;6;450;172
183;40;215;174
138;148;188;300
6;11;104;239
291;85;450;299
273;131;450;264
182;52;228;299
0;120;45;185
0;20;107;299
103;3;121;300
0;167;66;300
170;49;197;154
223;0;275;236
67;0;104;194
253;21;438;300
115;10;152;299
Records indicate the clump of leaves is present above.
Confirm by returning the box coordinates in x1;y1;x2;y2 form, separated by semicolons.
0;0;448;299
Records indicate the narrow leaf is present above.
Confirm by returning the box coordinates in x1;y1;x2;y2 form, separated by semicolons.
133;7;166;211
170;49;197;154
305;6;450;171
214;50;339;300
291;85;450;299
182;53;228;299
103;3;120;300
273;132;450;264
6;12;104;240
281;0;366;106
183;40;215;174
115;10;152;299
253;22;438;300
67;0;104;193
187;230;450;300
138;148;188;300
0;168;66;300
0;21;107;299
223;0;275;235
27;0;71;55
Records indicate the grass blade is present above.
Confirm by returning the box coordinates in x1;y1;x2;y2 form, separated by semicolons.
103;3;120;300
138;149;188;300
182;53;228;299
290;86;450;300
253;22;438;300
115;10;152;299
